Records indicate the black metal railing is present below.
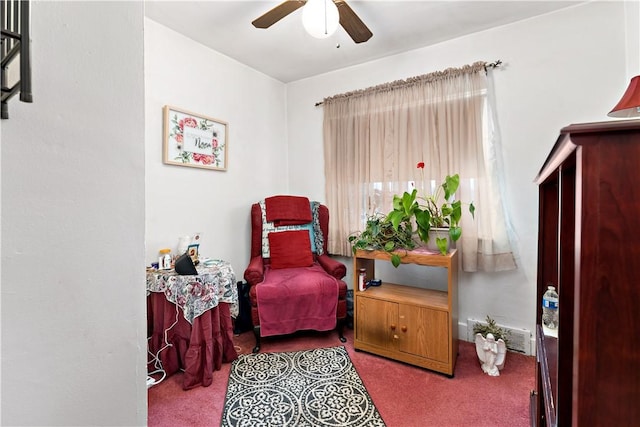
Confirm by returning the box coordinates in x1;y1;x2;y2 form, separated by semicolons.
1;0;32;119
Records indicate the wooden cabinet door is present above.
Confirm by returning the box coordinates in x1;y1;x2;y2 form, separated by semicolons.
398;304;449;364
355;296;397;351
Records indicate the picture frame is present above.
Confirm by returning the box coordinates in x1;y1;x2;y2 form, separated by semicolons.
187;243;199;263
163;105;228;171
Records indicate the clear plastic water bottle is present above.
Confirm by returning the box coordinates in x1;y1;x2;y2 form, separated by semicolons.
542;285;559;330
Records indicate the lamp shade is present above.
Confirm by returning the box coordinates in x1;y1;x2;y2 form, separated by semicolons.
302;0;339;39
608;75;640;118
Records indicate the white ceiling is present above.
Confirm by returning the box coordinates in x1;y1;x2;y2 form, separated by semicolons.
144;1;584;83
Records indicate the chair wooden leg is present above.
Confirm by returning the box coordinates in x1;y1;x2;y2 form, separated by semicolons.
252;326;261;353
338;319;347;343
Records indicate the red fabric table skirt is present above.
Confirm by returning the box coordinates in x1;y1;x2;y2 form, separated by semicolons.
147;292;238;390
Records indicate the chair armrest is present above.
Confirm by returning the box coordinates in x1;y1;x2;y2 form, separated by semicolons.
244;256;264;286
317;254;346;279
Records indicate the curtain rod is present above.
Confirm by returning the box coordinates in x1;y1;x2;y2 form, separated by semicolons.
314;59;503;107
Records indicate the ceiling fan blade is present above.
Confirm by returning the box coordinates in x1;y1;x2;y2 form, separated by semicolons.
335;0;372;43
252;0;307;29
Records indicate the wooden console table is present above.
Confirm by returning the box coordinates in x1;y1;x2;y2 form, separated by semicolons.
353;248;458;376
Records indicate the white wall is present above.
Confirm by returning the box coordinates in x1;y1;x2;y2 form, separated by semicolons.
1;2;146;426
286;1;635;343
624;0;640;78
144;19;288;274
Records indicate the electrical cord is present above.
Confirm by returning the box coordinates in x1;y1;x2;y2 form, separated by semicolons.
147;302;180;388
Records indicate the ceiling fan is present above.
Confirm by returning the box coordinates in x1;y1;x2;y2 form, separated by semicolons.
252;0;373;44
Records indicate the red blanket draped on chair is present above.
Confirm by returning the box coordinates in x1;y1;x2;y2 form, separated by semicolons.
255;263;339;336
265;195;312;226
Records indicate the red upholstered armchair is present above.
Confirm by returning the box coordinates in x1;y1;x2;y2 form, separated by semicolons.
243;196;348;353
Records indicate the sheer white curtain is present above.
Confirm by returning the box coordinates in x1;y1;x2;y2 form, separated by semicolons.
322;62;516;272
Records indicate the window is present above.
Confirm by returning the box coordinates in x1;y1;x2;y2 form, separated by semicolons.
322;62;516;272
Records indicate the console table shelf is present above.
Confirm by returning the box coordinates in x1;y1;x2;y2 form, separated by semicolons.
353;249;458;376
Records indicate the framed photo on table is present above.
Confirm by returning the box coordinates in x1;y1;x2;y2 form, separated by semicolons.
163;105;228;171
187;244;199;263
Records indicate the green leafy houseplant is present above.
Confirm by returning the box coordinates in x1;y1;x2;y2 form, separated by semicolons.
473;316;510;345
402;162;475;255
348;162;475;267
348;212;417;267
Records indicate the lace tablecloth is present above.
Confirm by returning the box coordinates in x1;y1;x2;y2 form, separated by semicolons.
146;259;238;323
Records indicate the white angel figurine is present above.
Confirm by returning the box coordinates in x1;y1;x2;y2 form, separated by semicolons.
475;333;507;376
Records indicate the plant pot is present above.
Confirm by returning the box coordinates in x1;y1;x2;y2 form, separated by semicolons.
426;227;450;253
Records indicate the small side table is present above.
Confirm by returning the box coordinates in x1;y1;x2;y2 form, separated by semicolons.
146;259;239;389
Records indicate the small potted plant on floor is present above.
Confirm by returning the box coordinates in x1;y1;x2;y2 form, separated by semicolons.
473;316;510;376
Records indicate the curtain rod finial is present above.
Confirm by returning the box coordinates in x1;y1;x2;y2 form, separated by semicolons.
485;60;503;71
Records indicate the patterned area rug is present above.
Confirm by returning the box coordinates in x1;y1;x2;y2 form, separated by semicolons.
221;346;386;426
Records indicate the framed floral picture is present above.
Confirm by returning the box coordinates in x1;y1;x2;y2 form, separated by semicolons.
163;105;228;171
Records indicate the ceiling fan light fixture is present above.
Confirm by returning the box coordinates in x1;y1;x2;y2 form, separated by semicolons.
302;0;339;39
